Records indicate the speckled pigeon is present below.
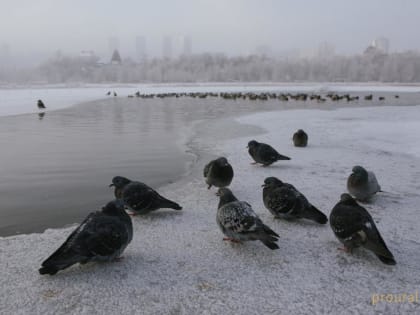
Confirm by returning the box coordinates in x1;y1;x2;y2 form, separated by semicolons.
216;188;279;250
262;177;327;224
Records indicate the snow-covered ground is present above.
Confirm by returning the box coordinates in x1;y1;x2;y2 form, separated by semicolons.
1;104;419;314
1;83;419;117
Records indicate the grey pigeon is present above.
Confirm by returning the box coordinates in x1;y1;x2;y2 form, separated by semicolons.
110;176;182;214
216;188;279;249
37;99;46;109
330;193;396;265
39;200;133;275
203;157;234;189
262;177;327;224
292;129;308;147
347;166;381;201
247;140;291;166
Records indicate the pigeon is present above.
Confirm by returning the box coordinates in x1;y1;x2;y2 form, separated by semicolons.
106;91;111;95
39;200;133;275
37;99;46;109
347;166;381;201
330;193;396;265
203;157;234;189
292;129;308;147
113;91;117;97
262;177;327;224
247;140;291;166
216;188;279;249
110;176;182;214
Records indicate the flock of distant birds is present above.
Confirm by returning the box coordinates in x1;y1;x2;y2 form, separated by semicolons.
105;90;399;102
36;90;397;275
36;90;398;118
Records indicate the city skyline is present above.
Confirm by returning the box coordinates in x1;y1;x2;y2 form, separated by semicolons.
1;0;420;63
0;34;400;68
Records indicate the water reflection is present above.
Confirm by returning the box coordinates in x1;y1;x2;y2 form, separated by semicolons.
38;112;46;120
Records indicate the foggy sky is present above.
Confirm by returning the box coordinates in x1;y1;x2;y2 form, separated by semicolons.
1;0;419;61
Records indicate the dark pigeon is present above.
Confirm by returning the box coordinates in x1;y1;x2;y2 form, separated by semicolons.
247;140;290;166
292;129;308;147
262;177;327;224
216;188;279;250
203;157;234;189
110;176;182;215
37;100;46;109
330;193;396;265
39;200;133;275
347;165;381;201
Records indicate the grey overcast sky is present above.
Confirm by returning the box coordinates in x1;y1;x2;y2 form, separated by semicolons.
0;0;419;58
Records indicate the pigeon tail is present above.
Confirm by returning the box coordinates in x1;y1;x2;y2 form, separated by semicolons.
276;153;291;160
376;254;396;265
259;225;280;250
363;232;396;265
39;237;85;275
160;198;182;210
304;206;328;224
262;224;280;238
39;254;82;275
261;239;280;250
39;265;59;275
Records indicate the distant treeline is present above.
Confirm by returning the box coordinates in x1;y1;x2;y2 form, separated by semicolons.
1;51;420;84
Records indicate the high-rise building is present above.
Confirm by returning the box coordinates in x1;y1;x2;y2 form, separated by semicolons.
135;36;147;62
162;35;173;59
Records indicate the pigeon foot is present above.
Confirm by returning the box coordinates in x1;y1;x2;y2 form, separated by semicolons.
337;246;351;253
223;237;241;243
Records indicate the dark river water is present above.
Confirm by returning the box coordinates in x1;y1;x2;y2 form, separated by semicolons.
0;90;418;236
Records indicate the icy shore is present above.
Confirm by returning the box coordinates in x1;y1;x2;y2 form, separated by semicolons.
1;82;419;117
1;105;420;314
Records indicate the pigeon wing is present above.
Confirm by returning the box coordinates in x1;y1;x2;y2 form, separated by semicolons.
203;161;213;178
83;217;129;257
360;212;395;264
41;212;99;266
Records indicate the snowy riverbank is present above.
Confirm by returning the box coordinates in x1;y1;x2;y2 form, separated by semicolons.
1;105;420;314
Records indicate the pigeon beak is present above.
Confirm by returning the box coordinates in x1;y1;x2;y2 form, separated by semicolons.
109;183;115;187
261;184;267;187
215;192;221;196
